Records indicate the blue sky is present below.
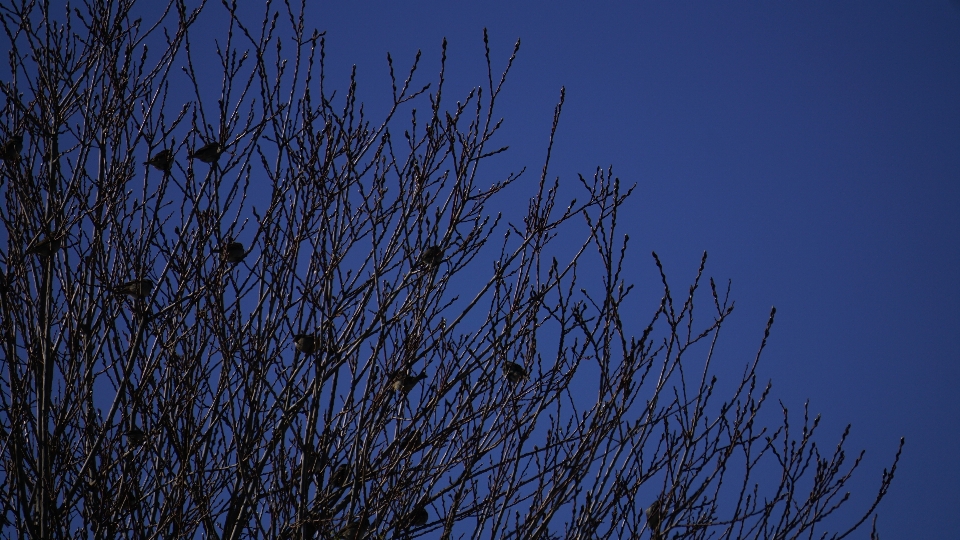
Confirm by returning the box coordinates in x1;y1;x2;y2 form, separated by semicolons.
4;0;956;536
297;1;960;537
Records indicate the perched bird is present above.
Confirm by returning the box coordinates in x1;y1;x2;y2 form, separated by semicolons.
114;279;154;298
71;322;92;351
1;134;23;162
214;241;245;263
294;334;317;355
646;499;663;539
389;371;427;395
25;234;63;257
503;361;528;383
338;517;369;540
417;245;444;269
188;141;223;163
144;149;174;172
329;463;350;488
401;506;429;529
127;426;145;446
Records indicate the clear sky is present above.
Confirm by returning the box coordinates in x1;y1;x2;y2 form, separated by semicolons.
296;1;960;537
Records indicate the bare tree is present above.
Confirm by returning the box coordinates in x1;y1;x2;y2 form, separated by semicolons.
0;1;902;539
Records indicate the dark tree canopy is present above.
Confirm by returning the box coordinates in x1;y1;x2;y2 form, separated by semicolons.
0;1;901;539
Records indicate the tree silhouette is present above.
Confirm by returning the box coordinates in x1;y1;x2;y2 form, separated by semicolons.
0;1;902;538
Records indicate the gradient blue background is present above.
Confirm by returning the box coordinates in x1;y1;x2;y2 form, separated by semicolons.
6;0;957;537
295;1;958;537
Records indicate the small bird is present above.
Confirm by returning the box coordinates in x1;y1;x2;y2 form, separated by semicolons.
25;234;63;257
1;134;23;162
417;245;444;269
214;241;245;263
188;141;223;163
294;334;317;355
389;371;427;395
404;506;430;529
114;279;154;297
144;149;174;171
329;463;350;488
646;499;663;539
127;426;145;446
338;517;369;540
503;361;528;383
71;322;92;351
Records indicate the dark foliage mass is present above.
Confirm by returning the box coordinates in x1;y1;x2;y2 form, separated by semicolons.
0;1;901;538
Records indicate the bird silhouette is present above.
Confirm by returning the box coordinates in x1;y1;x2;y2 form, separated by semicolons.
646;498;663;540
397;506;428;530
390;371;427;395
215;241;245;263
418;245;444;269
337;517;369;540
294;334;317;355
503;361;528;383
114;279;154;297
144;149;174;171
25;234;63;257
127;426;145;446
329;463;350;489
1;134;22;162
188;141;223;163
71;322;92;351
